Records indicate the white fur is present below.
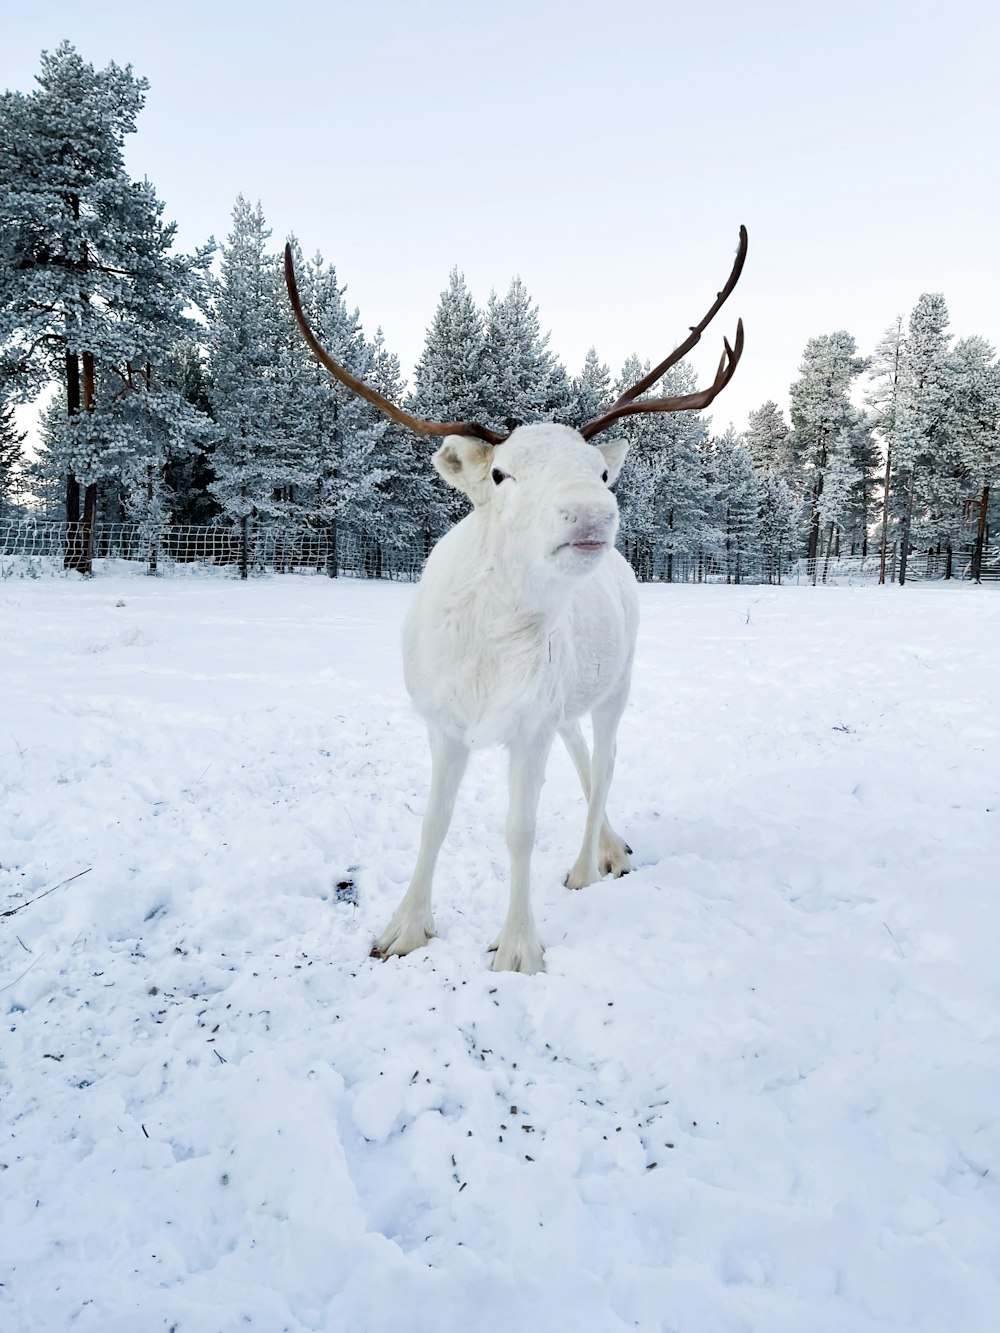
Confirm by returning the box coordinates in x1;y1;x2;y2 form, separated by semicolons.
373;423;639;974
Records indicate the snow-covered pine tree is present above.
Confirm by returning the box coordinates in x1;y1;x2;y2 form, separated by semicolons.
268;240;321;534
788;331;868;569
571;347;613;429
481;277;563;429
712;428;759;584
408;269;490;535
757;469;797;583
163;339;220;525
895;294;953;584
743;400;793;478
287;247;384;571
208;198;287;571
950;336;1000;582
651;365;715;582
610;357;714;580
0;43;211;571
26;393;72;517
0;393;25;513
866;316;907;583
846;419;881;558
815;431;858;579
365;330;436;573
609;354;657;577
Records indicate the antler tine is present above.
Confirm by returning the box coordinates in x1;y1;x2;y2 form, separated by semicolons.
580;318;744;440
283;244;506;446
580;226;747;441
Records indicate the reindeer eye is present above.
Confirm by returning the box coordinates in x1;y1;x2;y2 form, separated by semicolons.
602;470;609;483
491;468;508;485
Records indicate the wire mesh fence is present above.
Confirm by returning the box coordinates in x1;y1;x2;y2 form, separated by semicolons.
0;520;426;580
0;518;995;584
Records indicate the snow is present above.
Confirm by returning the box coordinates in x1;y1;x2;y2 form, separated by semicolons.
2;574;998;1333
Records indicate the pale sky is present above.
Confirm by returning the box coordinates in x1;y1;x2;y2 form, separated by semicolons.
4;0;999;432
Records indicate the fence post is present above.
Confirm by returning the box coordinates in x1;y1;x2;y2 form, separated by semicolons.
239;516;248;581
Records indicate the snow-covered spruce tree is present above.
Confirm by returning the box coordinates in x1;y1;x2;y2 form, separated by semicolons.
0;43;211;571
609;354;658;577
854;423;882;557
407;269;490;537
866;316;907;583
272;242;337;535
650;366;715;582
895;294;954;584
26;392;72;516
544;357;577;425
163;339;220;525
950;336;1000;582
284;246;385;572
570;347;613;429
757;469;797;583
815;431;858;578
744;400;793;479
111;362;216;572
788;331;868;568
481;277;567;429
712;428;759;584
0;393;26;513
611;357;714;581
364;331;435;574
208;198;288;570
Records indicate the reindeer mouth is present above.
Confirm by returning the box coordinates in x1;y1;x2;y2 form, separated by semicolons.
557;538;609;558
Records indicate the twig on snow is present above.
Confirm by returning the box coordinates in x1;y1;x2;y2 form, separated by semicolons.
1;867;92;920
0;950;47;994
883;922;906;959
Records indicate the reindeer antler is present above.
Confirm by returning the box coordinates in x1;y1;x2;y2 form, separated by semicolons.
579;226;747;441
283;244;507;446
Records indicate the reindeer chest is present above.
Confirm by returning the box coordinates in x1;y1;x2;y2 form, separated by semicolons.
402;575;626;751
403;593;577;746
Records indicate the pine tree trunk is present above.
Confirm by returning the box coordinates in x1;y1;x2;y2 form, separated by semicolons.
972;483;989;583
78;353;97;574
807;468;824;577
147;463;158;575
877;441;892;585
822;522;835;584
898;469;916;586
64;348;83;569
65;352;97;574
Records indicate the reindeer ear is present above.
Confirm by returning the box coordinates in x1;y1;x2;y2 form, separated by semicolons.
596;438;628;485
433;436;496;507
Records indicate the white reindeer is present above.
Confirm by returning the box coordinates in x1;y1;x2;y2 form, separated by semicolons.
284;229;746;973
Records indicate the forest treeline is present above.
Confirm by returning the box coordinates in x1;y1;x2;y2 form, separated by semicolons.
1;45;997;582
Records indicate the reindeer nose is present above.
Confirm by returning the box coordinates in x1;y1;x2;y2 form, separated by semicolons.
560;499;617;532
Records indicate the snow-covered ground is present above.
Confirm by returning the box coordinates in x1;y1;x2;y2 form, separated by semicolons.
2;574;998;1333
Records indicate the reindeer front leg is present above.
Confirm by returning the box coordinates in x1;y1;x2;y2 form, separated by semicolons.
373;726;468;959
490;726;554;974
563;692;633;890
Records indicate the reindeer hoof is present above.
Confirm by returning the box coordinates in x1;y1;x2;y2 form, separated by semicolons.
490;933;545;975
564;864;599;890
372;915;433;959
